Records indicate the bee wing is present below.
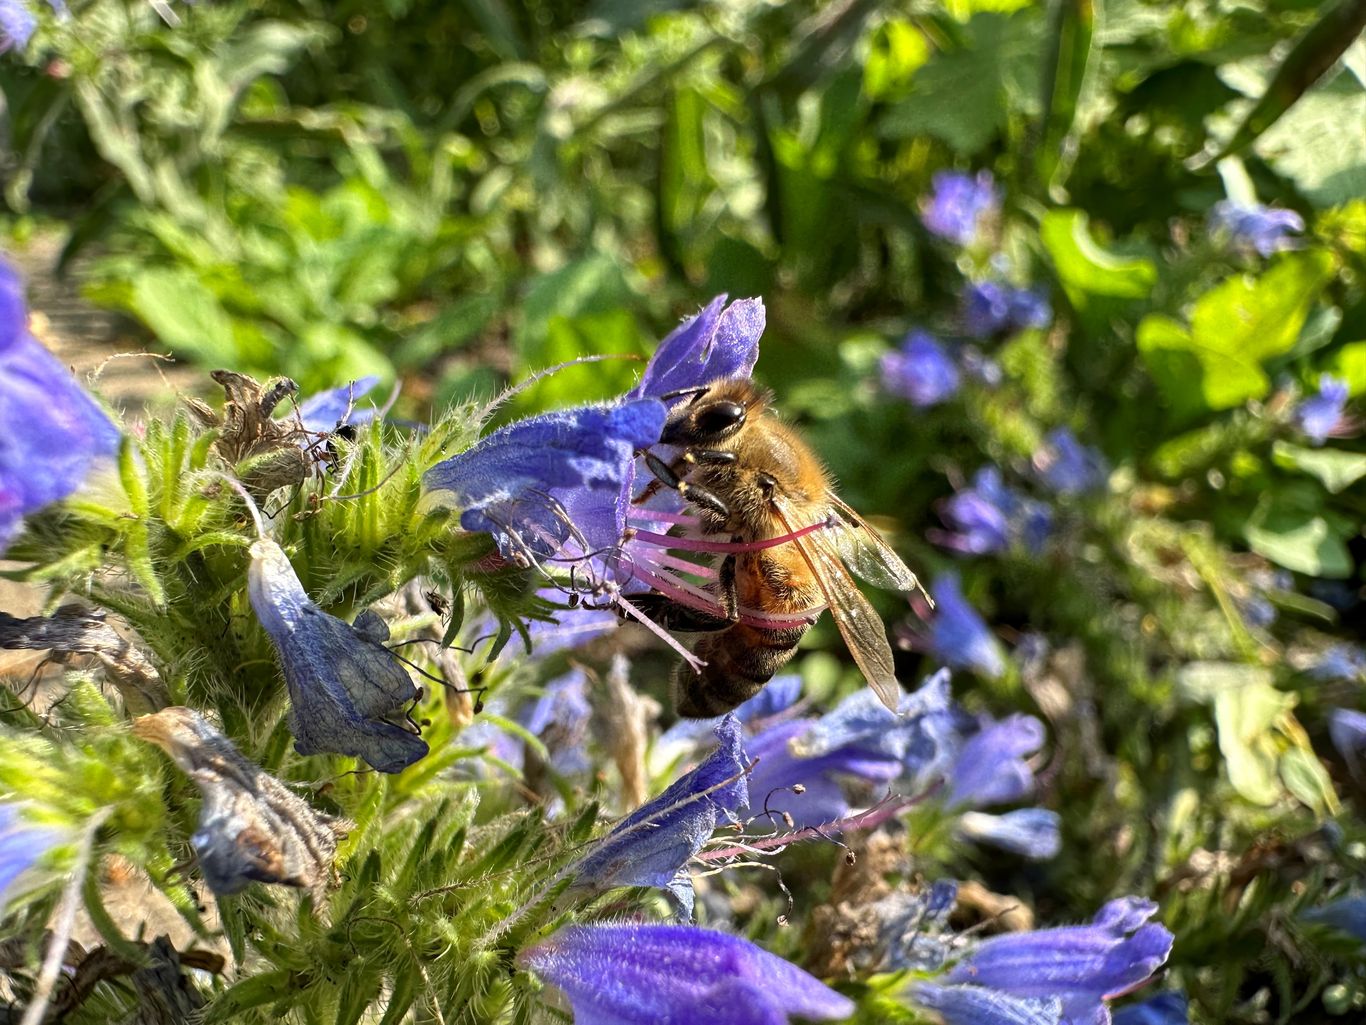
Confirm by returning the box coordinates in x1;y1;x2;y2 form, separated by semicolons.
827;495;925;597
773;504;903;713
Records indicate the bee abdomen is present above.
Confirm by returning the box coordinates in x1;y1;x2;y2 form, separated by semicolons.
674;624;807;718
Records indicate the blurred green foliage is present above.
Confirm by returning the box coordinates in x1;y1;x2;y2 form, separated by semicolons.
4;0;1366;1022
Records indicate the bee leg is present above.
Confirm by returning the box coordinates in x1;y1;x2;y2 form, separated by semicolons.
643;451;730;518
623;593;733;633
717;554;740;622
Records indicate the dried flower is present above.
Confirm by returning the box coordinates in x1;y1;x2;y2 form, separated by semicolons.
133;707;349;902
922;170;1001;246
247;537;428;773
568;716;748;918
518;922;854;1024
882;330;961;408
1210;201;1303;257
1033;428;1108;496
0;803;66;917
0;258;119;551
962;281;1051;338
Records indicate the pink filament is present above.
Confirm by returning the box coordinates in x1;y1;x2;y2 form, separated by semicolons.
627;519;828;555
615;594;705;672
625;561;825;632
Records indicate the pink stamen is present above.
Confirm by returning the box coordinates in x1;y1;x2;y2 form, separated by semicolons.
616;594;706;671
695;792;927;863
629;508;699;526
648;551;717;579
628;518;828;555
625;561;825;632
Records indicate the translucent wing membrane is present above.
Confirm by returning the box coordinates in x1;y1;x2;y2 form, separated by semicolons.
774;503;903;713
828;496;925;597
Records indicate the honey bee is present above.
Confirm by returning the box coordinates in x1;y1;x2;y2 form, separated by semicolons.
635;378;925;717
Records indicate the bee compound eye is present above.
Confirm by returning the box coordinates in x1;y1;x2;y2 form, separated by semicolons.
695;400;746;438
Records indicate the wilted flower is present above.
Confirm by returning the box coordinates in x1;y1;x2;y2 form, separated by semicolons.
247;537;428;773
295;375;382;435
928;575;1007;679
569;716;748;918
958;809;1061;860
0;803;66;917
916;897;1174;1025
1033;428;1108;495
1112;991;1189;1025
518;922;854;1024
0;258;120;551
962;281;1051;338
882;330;961;408
934;467;1052;556
629;295;764;399
133;707;348;901
1302;895;1366;943
922;170;1001;246
1210;200;1303;257
1293;375;1351;445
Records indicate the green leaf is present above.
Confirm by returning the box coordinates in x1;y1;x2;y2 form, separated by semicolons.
1272;441;1366;494
1212;670;1291;807
1327;339;1366;394
1255;66;1366;207
127;268;238;365
879;11;1044;153
1136;314;1267;416
1035;0;1098;191
1189;251;1336;364
1244;491;1353;577
1280;746;1339;817
1041;208;1156;309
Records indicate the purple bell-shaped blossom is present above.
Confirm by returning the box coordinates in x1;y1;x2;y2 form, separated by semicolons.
1112;992;1189;1025
247;538;428;773
1328;707;1366;777
0;803;67;917
948;714;1046;808
922;170;1001;246
568;716;748;919
1308;644;1366;683
1302;895;1366;943
934;467;1052;556
929;897;1175;1025
629;295;764;400
882;330;961;408
1209;201;1303;257
0;258;120;552
518;922;855;1025
914;983;1061;1025
957;809;1061;860
962;281;1052;339
1034;428;1108;495
929;575;1007;679
1293;375;1351;445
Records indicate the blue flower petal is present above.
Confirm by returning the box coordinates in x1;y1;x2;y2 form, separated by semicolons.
914;983;1061;1025
882;330;961;408
631;296;765;399
957;809;1061;860
295;376;382;435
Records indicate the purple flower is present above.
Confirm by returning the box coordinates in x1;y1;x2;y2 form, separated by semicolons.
922;170;1001;246
0;259;120;552
882;330;961;408
0;1;35;50
521;668;593;776
423;398;667;557
958;809;1061;860
913;983;1061;1025
940;897;1174;1025
744;717;897;829
1328;708;1366;776
1033;428;1108;495
962;281;1051;338
1302;895;1366;943
1210;201;1304;257
518;922;854;1024
930;575;1006;679
295;376;382;435
1112;992;1189;1025
1293;375;1350;445
629;295;764;400
569;716;748;919
1309;644;1366;683
935;467;1053;556
247;538;428;773
0;803;65;917
948;714;1045;808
